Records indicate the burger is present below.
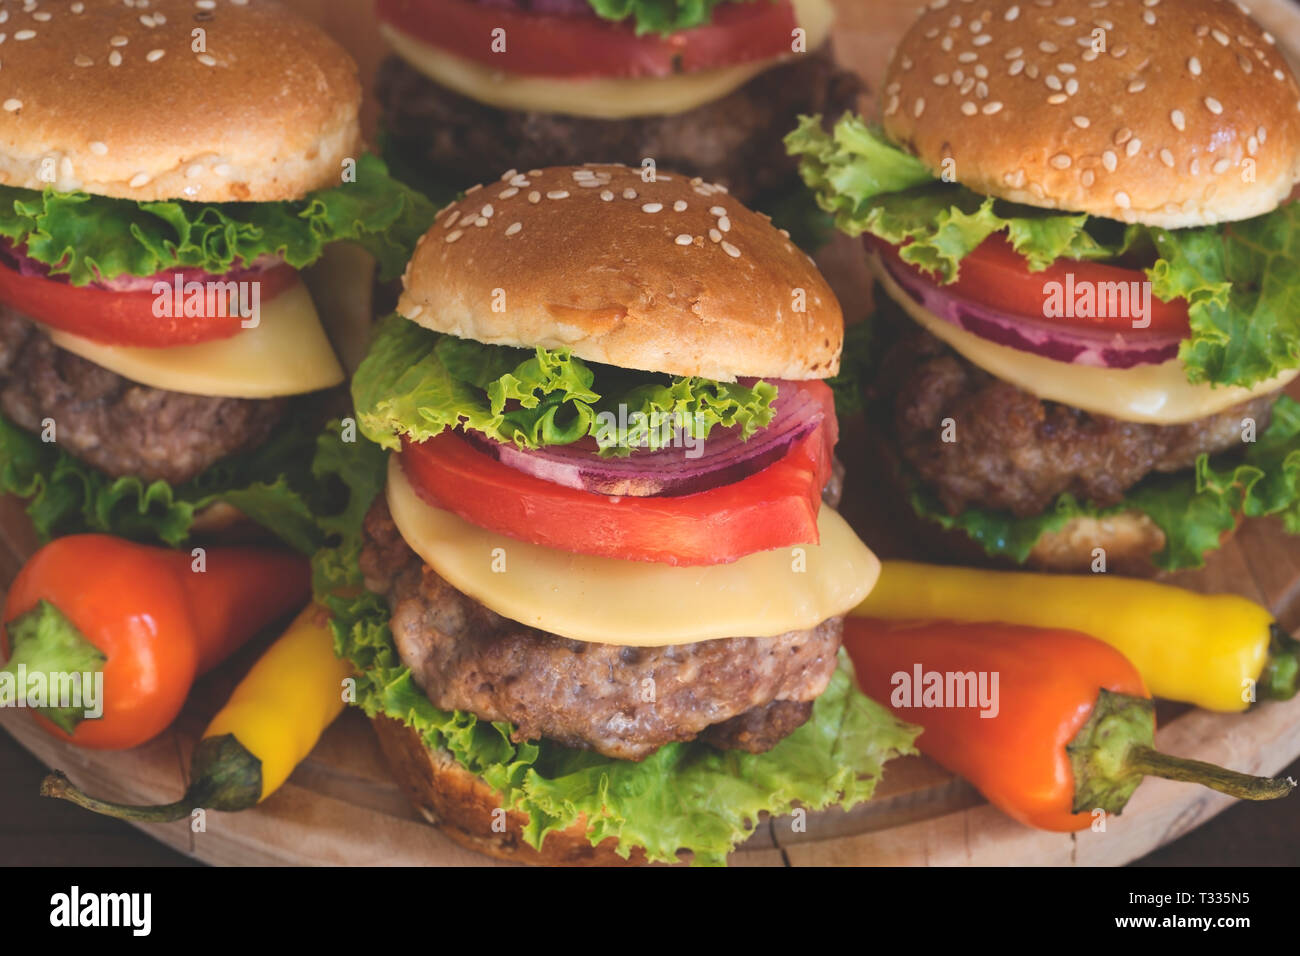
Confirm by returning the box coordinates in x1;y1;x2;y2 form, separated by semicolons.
372;0;861;235
788;0;1300;573
322;163;919;865
0;0;433;549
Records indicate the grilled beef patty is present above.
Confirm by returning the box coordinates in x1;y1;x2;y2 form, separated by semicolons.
359;494;844;762
0;308;286;485
875;317;1277;517
375;44;861;204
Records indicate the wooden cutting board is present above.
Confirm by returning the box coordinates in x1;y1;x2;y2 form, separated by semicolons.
3;0;1300;867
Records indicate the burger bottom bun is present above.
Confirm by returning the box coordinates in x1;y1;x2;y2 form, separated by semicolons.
370;715;659;867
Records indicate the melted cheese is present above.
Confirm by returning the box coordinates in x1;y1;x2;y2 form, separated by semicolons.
386;453;880;646
45;279;345;399
380;0;834;119
873;256;1298;424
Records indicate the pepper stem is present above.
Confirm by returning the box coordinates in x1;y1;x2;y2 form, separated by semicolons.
1;600;106;734
1125;747;1295;801
1068;689;1295;816
1259;623;1299;702
40;734;263;822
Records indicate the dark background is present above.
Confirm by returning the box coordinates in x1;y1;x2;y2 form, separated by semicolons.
2;734;1296;866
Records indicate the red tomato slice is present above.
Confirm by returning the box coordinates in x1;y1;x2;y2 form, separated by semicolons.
376;0;797;79
0;263;299;347
400;419;833;567
872;235;1191;337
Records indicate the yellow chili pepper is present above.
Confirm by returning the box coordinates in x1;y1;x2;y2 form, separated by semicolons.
854;561;1298;713
41;603;351;820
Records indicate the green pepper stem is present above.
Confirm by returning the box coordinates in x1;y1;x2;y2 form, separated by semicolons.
40;734;263;822
1125;747;1295;801
2;600;106;734
1260;623;1299;702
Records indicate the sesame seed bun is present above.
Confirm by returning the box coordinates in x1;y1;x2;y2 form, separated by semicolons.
880;0;1300;227
0;0;361;203
397;165;844;382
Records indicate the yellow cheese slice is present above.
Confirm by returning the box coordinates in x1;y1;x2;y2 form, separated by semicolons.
385;452;880;646
872;255;1297;425
45;279;345;399
380;0;834;119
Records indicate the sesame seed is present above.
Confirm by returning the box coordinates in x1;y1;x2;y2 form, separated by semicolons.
1050;153;1072;169
709;228;722;243
721;242;741;258
1204;97;1223;115
1211;28;1229;45
1081;169;1095;187
499;187;519;199
1046;74;1062;90
110;35;128;46
914;97;926;117
505;222;522;237
600;190;614;201
673;200;687;212
1047;93;1068;104
146;49;165;62
1027;64;1039;78
2;99;20;112
1114;127;1133;144
1102;150;1117;171
466;184;483;194
1072;115;1090;128
443;211;460;229
933;72;951;85
954;68;965;84
885;81;901;96
1248;135;1259;155
1170;110;1185;131
885;94;900;116
675;234;692;246
445;229;463;244
1127;137;1142;157
973;34;991;46
961;101;977;116
528;169;543;177
1143;10;1156;24
1275;69;1286;81
140;14;155;27
1258;125;1268;143
1065;78;1079;95
74;54;93;67
109;51;122;66
710;206;726;217
969;19;982;33
71;1;84;11
1213;158;1231;174
528;191;541;204
1004;46;1023;59
90;141;109;156
983;101;1004;114
129;173;151;188
1059;63;1076;74
1160;149;1175;167
1056;15;1076;25
1039;40;1059;53
623;188;637;200
718;216;732;232
940;36;953;52
480;204;494;218
1114;191;1131;209
1005;4;1020;20
1128;80;1146;93
196;0;216;8
1189;56;1201;76
546;190;569;200
1008;59;1025;75
197;53;216;66
642;202;663;213
1238;54;1253;73
14;29;34;40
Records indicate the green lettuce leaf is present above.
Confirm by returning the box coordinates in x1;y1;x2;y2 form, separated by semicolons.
787;113;1300;388
585;0;751;35
0;411;323;553
309;424;919;865
0;154;436;285
353;313;778;456
911;395;1300;571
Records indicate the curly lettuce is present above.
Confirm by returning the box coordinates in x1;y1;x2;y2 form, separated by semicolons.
586;0;753;35
0;412;323;553
353;313;779;456
786;113;1300;389
911;396;1300;571
309;423;919;865
0;154;437;285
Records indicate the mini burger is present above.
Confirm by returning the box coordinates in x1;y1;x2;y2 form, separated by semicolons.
329;164;919;865
789;0;1300;572
0;0;433;547
373;0;860;213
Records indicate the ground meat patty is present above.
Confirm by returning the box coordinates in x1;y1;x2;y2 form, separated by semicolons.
376;45;861;204
360;498;844;761
0;309;286;485
876;319;1278;517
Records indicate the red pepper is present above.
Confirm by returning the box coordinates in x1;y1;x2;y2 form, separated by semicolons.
844;618;1294;831
0;535;310;750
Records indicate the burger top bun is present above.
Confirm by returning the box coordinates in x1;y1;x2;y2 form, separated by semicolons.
0;0;361;203
398;165;844;383
881;0;1300;227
